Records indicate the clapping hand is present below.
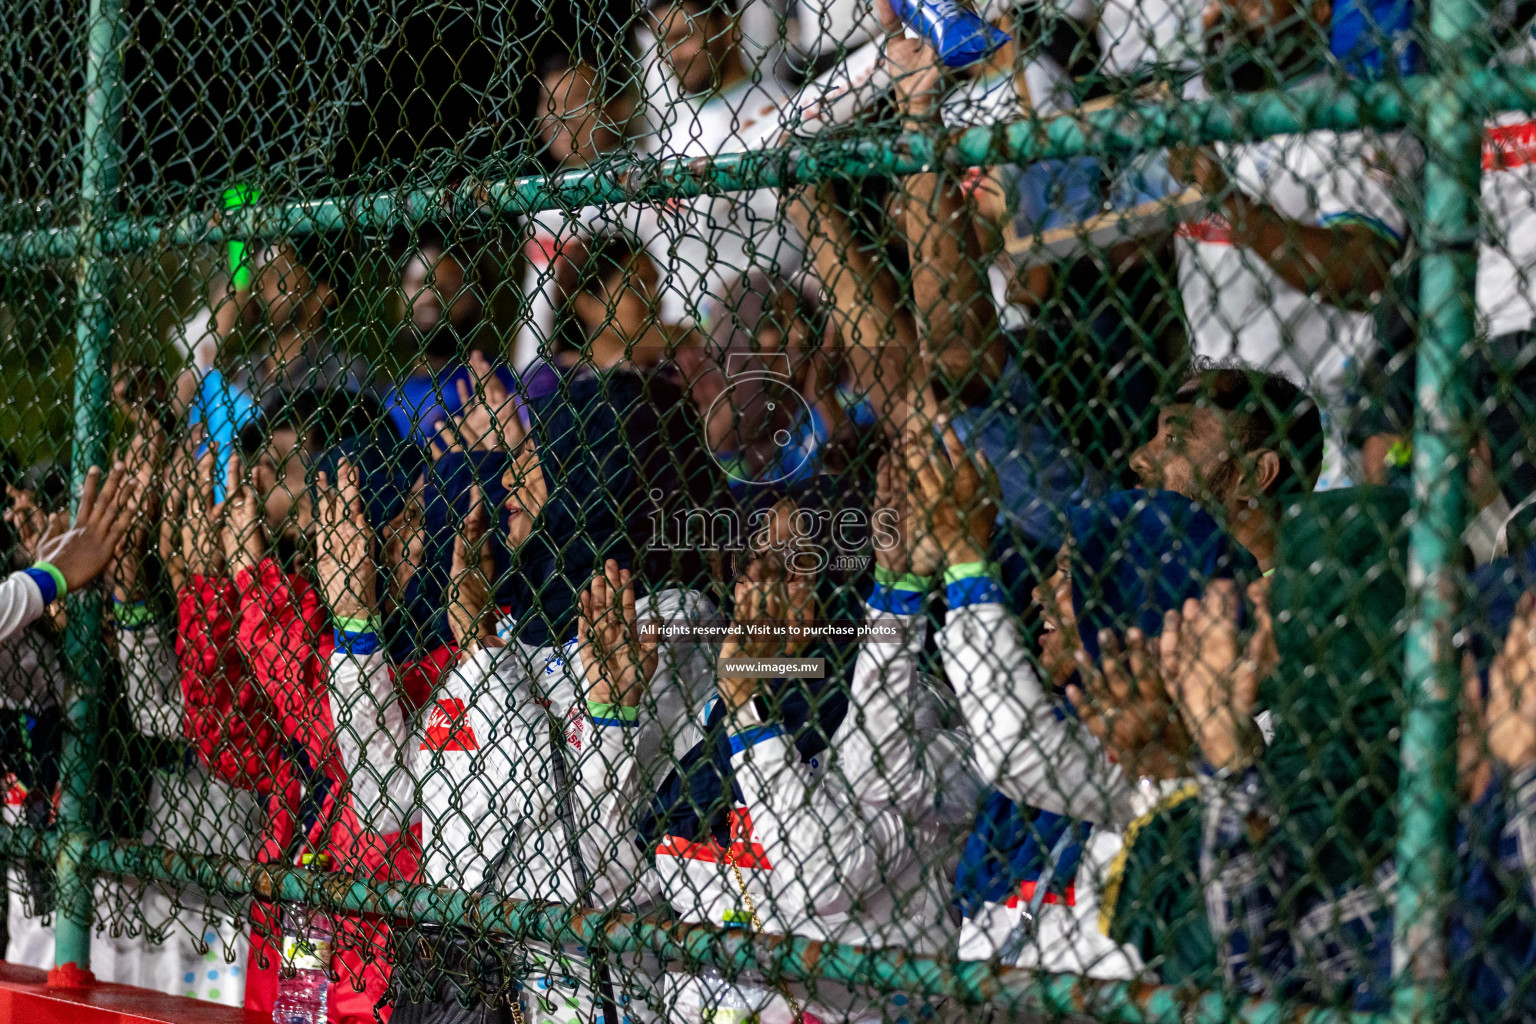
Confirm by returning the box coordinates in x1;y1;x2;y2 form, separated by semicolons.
1067;627;1192;781
315;458;376;622
446;483;500;653
221;452;266;579
576;560;658;708
875;443;945;580
717;557;816;713
905;423;996;570
432;352;525;458
108;425;166;602
1159;580;1272;772
1485;592;1536;772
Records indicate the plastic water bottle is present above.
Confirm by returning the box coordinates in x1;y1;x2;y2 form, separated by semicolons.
273;854;332;1024
698;963;757;1024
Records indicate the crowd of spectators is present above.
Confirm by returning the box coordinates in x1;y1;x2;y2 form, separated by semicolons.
3;0;1536;1021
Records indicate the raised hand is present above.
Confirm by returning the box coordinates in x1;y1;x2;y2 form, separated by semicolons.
315;457;376;622
1486;591;1536;771
1067;627;1192;781
382;473;427;608
906;423;996;569
718;559;816;713
875;443;944;580
876;0;945;117
446;483;499;652
108;424;166;602
576;560;658;708
220;452;266;578
1159;580;1267;772
4;486;67;568
157;434;196;593
181;446;228;579
32;464;142;594
432;352;525;459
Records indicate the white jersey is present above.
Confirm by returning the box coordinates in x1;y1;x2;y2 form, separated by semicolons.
1175;126;1422;490
650;597;979;1024
937;578;1149;979
0;571;48;652
327;589;717;1024
645;78;803;326
1096;0;1204;77
1478;34;1536;340
97;620;257;1006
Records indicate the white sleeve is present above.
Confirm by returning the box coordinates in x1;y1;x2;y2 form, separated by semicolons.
730;727;907;919
834;600;985;825
570;701;662;907
328;639;417;838
0;573;46;646
1310;130;1422;242
939;598;1138;828
115;618;184;741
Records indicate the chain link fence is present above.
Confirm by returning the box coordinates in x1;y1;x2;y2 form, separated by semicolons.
1;0;1535;1021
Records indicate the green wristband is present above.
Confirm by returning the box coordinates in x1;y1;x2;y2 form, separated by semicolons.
114;600;157;629
873;565;932;590
587;702;639;723
943;561;992;585
333;614;382;635
32;562;67;601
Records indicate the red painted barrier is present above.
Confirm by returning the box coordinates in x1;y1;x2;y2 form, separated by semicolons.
0;961;267;1023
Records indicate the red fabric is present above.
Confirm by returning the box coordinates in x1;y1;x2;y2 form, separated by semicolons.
396;644;455;713
176;575;299;860
233;559;430;1023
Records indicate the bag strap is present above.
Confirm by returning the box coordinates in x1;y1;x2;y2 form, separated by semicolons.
994;825;1079;966
726;847;808;1024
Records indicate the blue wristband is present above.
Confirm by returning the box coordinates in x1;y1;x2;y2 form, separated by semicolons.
333;629;383;655
22;567;60;606
944;561;1004;607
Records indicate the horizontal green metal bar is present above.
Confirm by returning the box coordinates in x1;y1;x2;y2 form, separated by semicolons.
4;65;1536;267
0;830;1376;1024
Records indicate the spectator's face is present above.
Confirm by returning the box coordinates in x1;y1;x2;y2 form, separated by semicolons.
1130;403;1244;503
538;65;623;166
501;443;548;550
1201;0;1331;90
1031;545;1080;686
401;247;474;333
575;253;660;348
253;244;315;328
651;1;734;95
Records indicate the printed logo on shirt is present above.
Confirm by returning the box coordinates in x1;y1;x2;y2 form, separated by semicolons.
1483;120;1536;171
1175;215;1234;245
654;807;772;869
421;698;478;752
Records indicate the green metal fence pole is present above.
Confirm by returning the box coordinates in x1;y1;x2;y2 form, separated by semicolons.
1391;0;1487;1016
6;66;1536;267
51;0;129;981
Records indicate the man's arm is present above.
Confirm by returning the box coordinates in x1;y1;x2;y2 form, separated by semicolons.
882;0;1007;411
1172;145;1406;309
